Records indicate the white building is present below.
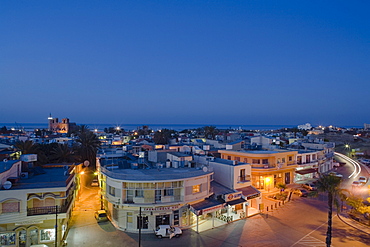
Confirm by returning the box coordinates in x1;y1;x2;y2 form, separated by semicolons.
97;154;214;233
0;159;78;247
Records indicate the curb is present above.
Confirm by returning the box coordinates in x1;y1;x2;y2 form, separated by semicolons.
337;213;370;234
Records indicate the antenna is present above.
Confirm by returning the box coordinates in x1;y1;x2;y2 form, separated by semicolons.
3;181;12;189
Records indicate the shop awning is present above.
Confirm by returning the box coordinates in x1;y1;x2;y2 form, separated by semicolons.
236;186;260;200
295;168;318;175
189;198;225;216
227;198;246;206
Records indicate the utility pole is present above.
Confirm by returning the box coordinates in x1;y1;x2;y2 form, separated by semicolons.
138;207;142;247
55;205;58;247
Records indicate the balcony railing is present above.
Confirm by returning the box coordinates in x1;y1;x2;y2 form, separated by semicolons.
28;205;63;216
27;195;74;216
238;176;250;183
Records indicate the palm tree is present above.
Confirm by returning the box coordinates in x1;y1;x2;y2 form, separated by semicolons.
14;140;39;155
315;174;342;247
51;143;75;163
75;125;100;169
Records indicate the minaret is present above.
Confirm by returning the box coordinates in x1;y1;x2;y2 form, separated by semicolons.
48;113;53;131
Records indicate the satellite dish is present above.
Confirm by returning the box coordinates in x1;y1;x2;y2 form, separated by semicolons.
3;159;7;162
64;171;69;176
63;165;69;170
202;166;208;172
83;160;90;167
3;181;12;189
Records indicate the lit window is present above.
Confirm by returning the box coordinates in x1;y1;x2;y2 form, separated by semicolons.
192;184;201;193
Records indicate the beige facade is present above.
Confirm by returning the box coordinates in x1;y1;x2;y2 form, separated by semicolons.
0;161;78;247
219;150;298;190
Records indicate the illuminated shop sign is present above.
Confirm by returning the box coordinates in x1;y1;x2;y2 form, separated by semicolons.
142;205;180;211
224;192;243;202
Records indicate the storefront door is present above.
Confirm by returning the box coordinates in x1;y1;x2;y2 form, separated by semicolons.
30;229;38;245
18;230;26;247
155;214;170;227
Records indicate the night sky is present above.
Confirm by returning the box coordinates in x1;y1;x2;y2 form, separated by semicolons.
1;1;369;126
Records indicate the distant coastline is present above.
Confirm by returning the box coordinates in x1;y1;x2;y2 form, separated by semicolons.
0;123;363;132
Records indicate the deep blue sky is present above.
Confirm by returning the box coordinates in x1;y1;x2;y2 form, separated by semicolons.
1;1;369;126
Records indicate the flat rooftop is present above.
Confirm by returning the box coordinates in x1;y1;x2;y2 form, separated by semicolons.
101;166;213;181
1;166;71;190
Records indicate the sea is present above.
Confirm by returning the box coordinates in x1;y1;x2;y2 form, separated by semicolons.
0;123;301;132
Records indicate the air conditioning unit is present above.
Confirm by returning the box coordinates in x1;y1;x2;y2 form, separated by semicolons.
20;172;28;179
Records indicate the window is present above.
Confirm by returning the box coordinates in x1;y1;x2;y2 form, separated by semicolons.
126;190;134;202
155;190;161;202
227;156;231;160
289;156;293;161
243;158;247;163
240;169;246;181
135;190;144;197
252;159;260;164
235;157;240;162
164;189;173;196
1;201;20;213
192;184;201;193
282;158;285;163
40;229;55;241
262;159;268;164
137;216;148;229
108;186;116;196
0;233;15;245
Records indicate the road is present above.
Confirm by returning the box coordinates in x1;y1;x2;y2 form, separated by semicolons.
65;164;370;247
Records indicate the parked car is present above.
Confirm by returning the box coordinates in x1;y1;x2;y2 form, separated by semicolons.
154;225;182;239
294;189;309;197
329;172;343;178
302;183;316;191
358;176;367;184
94;210;108;222
352;181;362;187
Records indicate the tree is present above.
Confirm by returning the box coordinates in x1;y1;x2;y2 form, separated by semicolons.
14;140;49;165
276;183;287;193
315;174;342;247
14;140;39;155
51;143;75;163
153;129;174;144
75;125;101;169
203;126;217;140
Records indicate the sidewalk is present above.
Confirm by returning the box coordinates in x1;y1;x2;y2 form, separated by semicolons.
337;212;370;234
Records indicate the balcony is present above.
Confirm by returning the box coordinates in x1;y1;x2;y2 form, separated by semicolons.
28;205;63;216
238;176;250;183
27;195;73;216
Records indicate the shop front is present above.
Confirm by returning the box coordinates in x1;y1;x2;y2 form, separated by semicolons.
236;185;261;217
0;218;68;247
110;204;184;233
295;168;318;182
189;198;226;232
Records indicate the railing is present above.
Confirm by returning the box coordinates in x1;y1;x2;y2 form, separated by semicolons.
27;195;74;216
238;176;250;182
28;205;63;216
